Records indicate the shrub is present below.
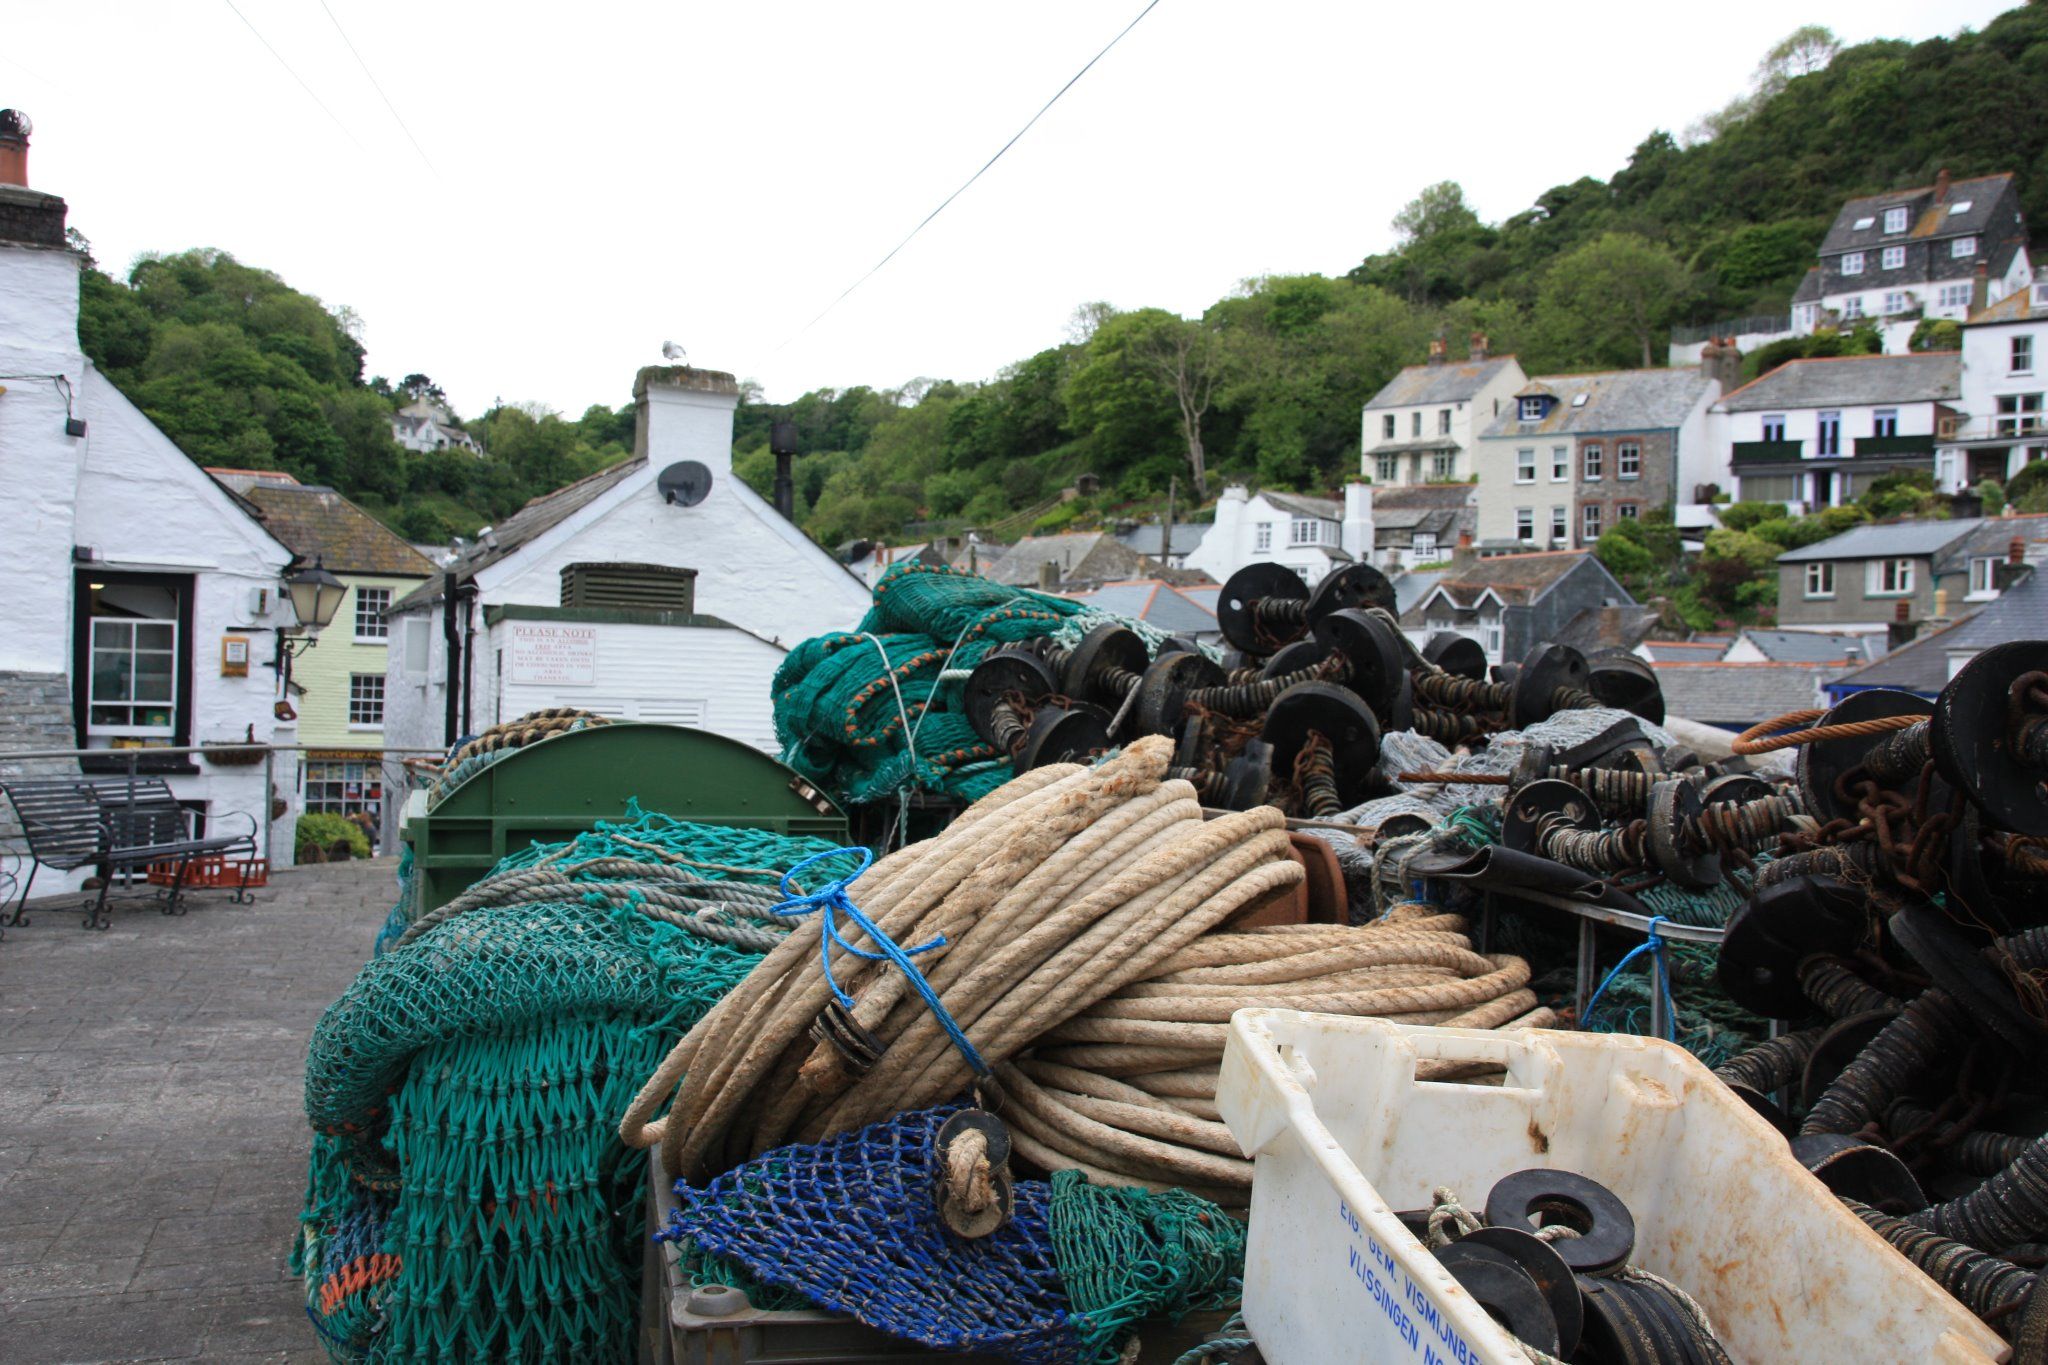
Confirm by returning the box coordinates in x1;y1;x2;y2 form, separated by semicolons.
297;812;368;861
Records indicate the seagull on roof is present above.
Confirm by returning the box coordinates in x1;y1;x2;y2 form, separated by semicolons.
662;341;688;363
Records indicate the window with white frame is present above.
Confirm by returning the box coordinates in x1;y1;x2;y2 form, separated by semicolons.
1970;557;1999;598
1842;296;1866;319
1936;283;1973;310
353;586;391;641
1883;291;1910;316
1761;414;1787;442
1870;558;1914;595
1254;522;1273;553
1873;408;1899;438
1376;453;1399;482
1842;252;1865;276
1618;441;1641;479
1794;303;1819;330
1617;503;1639;520
1884;207;1909;234
1952;237;1977;258
1382;414;1396;440
1438;409;1453;435
1412;532;1437;560
1412;411;1423;438
1551;506;1568;543
1818;412;1842;456
1582;504;1602;542
1515;508;1534;543
88;618;178;737
1516;449;1536;483
1431;451;1456;479
1483;619;1503;657
1881;246;1906;270
1290;518;1323;546
1518;396;1546;421
1583;443;1604;481
1805;562;1835;599
1997;394;2044;436
2015;336;2035;374
1550;446;1568;482
348;673;386;727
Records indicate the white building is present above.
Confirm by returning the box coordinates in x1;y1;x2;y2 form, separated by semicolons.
1790;170;2031;354
391;396;482;455
1359;339;1526;487
382;366;871;780
0;120;300;885
1936;280;2048;491
1716;352;1960;511
1180;485;1374;587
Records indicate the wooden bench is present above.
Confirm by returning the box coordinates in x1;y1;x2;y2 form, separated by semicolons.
2;776;259;930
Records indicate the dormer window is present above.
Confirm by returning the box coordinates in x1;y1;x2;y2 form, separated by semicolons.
1518;396;1546;421
1842;252;1866;276
1883;207;1908;234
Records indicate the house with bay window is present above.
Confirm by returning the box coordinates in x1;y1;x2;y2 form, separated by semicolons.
1936;280;2048;491
1472;368;1720;551
1359;338;1524;488
1790;170;2030;353
1718;352;1960;511
0;127;301;883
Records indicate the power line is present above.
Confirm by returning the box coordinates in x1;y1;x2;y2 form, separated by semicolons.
315;0;440;176
221;0;364;152
766;0;1163;359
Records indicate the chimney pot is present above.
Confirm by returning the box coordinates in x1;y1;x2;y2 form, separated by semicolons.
1469;332;1489;362
0;109;28;188
2011;537;2026;567
1427;338;1447;365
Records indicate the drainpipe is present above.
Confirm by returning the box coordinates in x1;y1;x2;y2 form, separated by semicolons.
460;588;475;737
441;571;461;747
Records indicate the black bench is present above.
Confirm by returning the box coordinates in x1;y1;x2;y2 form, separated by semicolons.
2;777;259;930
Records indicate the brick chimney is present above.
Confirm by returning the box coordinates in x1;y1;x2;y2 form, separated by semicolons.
0;110;67;249
1994;537;2033;592
1451;529;1476;571
1887;599;1918;651
1699;337;1744;395
1427;338;1447;366
1469;332;1489;362
1933;167;1951;204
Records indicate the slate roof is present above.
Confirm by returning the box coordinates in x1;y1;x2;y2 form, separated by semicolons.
1639;641;1729;663
1827;567;2047;695
1554;604;1660;653
1365;436;1459;455
1818;173;2017;256
1393;571;1445;616
1363;357;1520;410
1968;282;2048;326
1112;522;1209;558
1934;515;2048;575
1060;580;1219;636
1792;268;1824;304
1260;490;1343;522
1410;550;1597;610
1653;662;1843;728
1374;484;1476;512
1735;629;1886;664
392;457;644;610
1718;352;1961;413
213;476;434;578
1776;517;1982;564
1478;368;1713;438
980;532;1200;589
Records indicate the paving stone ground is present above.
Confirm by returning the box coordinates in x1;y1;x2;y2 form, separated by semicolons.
0;859;396;1364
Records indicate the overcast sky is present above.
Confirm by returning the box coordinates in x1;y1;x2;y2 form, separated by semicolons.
7;1;2014;417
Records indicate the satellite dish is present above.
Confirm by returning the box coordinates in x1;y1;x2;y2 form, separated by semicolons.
657;460;714;507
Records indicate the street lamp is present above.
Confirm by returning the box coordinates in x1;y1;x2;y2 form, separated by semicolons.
273;557;347;711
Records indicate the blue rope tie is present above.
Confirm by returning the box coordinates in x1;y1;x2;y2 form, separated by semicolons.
1582;914;1676;1042
775;846;991;1077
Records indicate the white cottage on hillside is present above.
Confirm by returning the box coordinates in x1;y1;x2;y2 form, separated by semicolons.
1937;280;2048;491
1180;485;1375;588
0;116;300;882
381;366;871;776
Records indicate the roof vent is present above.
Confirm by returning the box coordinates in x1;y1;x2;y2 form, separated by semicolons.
1571;393;1588;407
560;562;697;612
1852;216;1876;230
1950;201;1973;215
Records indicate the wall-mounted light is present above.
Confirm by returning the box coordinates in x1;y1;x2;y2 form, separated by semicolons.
272;556;347;692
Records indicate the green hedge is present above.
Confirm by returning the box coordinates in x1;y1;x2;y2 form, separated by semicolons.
296;812;370;860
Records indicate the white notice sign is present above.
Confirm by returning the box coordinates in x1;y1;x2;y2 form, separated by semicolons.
507;623;598;686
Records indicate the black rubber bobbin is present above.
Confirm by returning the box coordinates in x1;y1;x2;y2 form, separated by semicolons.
1133;651;1229;736
963;648;1061;745
1218;740;1274;811
1798;1009;1897;1111
1058;624;1149;714
1890;903;2048;1055
1698;772;1773;809
1015;705;1111;771
1510;642;1595;730
1260;638;1329;680
1261;682;1382;814
1933;640;2048;837
1483;1169;1636;1277
1650;778;1722;890
1790;1133;1928;1216
1714;876;1869;1020
1586;648;1667;726
1576;1275;1675;1365
1313;608;1413;731
1423;631;1489;681
1945;806;2029;937
1458;1225;1584;1357
1796;688;1933;824
1216;563;1312;655
1501;778;1600;858
1433;1241;1561;1357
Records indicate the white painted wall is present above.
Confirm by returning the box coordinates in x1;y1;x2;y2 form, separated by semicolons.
0;231;301;887
1942;298;2048;490
1359;359;1526;486
1180;487;1363;587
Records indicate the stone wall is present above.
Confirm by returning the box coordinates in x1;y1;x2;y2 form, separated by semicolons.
0;669;79;849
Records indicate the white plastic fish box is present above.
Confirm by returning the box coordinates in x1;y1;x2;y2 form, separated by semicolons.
1215;1011;2005;1365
